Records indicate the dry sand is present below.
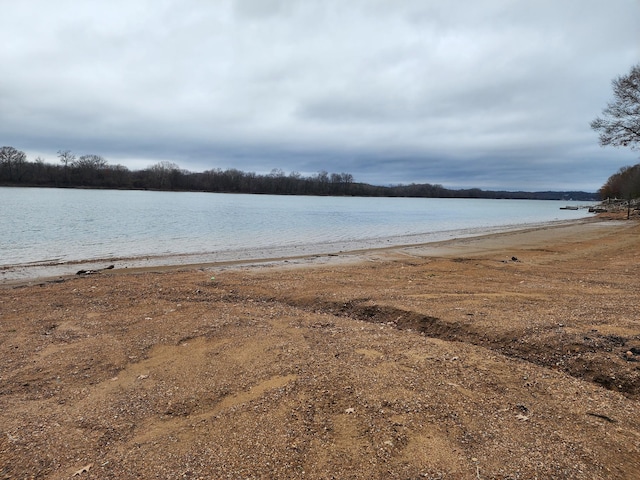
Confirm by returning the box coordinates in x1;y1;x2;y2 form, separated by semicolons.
1;217;639;479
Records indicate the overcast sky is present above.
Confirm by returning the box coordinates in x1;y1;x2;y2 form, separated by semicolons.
2;1;639;191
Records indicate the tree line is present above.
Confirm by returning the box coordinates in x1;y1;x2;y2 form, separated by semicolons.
0;146;598;200
0;147;358;195
599;164;640;200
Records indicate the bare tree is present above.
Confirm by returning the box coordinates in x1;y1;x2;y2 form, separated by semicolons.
315;170;329;183
57;149;76;167
0;146;27;181
69;154;109;185
591;64;640;150
148;161;181;189
340;172;354;184
74;154;108;170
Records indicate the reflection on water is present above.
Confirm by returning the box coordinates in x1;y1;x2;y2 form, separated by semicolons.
1;187;592;270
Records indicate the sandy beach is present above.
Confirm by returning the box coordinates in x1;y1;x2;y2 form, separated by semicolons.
1;216;639;479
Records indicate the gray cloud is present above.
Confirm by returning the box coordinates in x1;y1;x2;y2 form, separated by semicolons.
1;0;639;191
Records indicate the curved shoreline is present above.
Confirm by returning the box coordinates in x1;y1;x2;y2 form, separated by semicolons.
0;216;614;286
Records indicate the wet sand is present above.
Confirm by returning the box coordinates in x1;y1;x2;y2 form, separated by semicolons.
1;218;599;285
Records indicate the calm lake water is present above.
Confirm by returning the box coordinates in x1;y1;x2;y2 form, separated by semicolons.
0;187;594;280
